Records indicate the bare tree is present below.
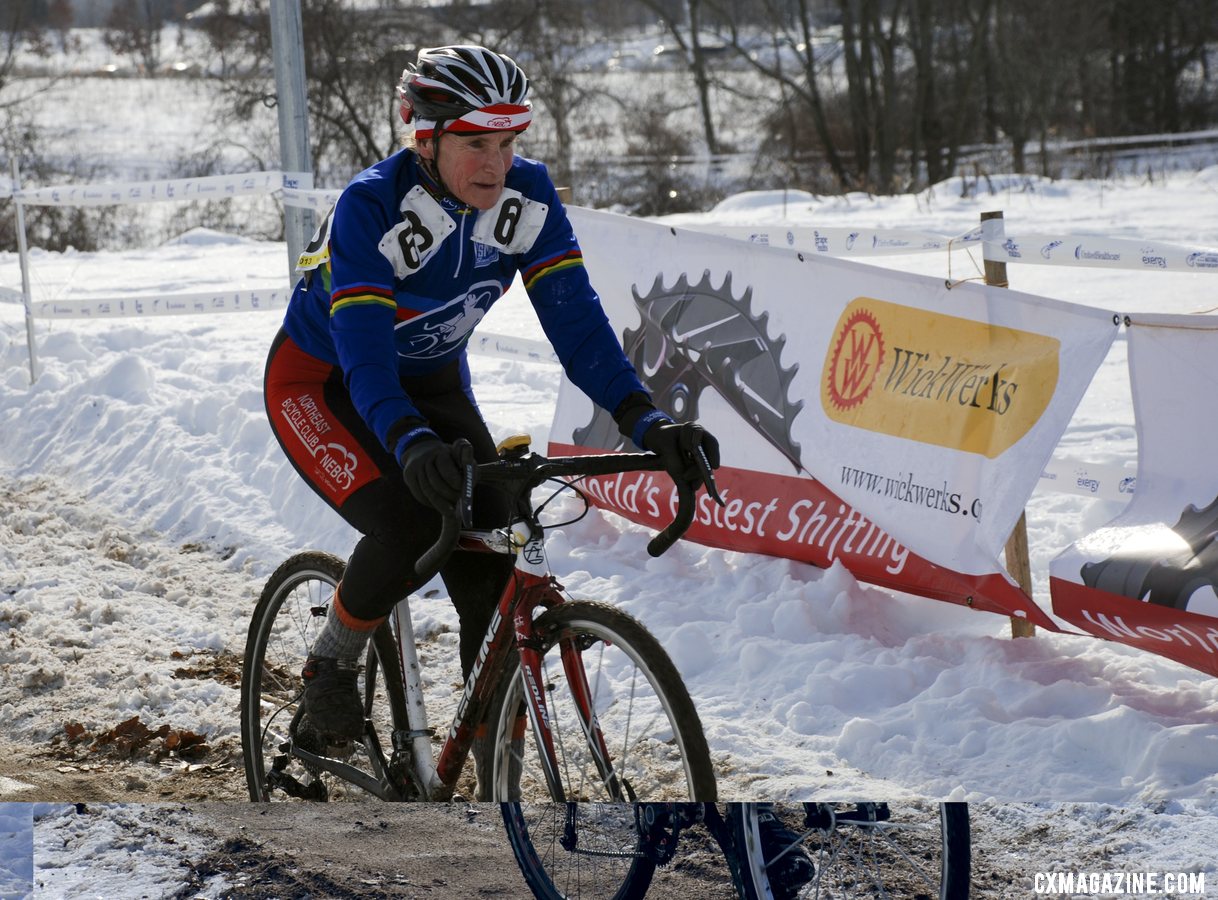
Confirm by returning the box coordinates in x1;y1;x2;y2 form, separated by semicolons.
103;0;166;75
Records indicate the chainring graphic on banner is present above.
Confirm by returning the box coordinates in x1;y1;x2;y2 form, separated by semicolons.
575;272;804;469
1080;495;1218;611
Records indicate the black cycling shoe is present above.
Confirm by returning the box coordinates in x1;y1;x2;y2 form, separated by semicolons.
757;808;815;900
299;655;364;743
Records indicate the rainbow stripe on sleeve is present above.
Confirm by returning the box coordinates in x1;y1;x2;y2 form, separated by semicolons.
523;250;584;291
330;285;396;316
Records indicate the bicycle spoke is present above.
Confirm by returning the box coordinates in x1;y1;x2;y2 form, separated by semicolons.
501;803;657;899
241;553;410;802
733;803;969;900
483;601;715;802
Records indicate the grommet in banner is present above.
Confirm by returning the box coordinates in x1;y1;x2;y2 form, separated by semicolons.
1123;315;1132;327
965;596;975;606
1112;314;1122;326
798;252;805;262
670;227;676;235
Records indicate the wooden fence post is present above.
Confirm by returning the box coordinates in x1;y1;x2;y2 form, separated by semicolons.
11;157;39;385
981;209;1037;639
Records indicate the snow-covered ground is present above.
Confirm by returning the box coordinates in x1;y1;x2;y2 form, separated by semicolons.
4;16;1218;892
3;170;1218;895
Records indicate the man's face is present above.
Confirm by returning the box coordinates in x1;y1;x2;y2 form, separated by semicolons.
420;131;518;210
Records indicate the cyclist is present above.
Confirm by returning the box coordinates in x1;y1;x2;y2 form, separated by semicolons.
263;45;720;753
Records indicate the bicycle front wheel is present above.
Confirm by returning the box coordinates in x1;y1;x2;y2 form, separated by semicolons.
241;551;409;801
730;802;971;900
481;600;716;802
501;803;656;900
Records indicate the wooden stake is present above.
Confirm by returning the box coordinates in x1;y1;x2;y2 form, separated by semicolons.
981;210;1036;638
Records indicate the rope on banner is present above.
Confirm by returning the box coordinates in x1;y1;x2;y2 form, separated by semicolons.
944;232;990;289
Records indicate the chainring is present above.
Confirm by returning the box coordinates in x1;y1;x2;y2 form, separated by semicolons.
1080;494;1218;611
574;272;804;470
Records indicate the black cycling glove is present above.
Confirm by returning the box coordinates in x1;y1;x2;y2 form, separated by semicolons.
613;392;721;499
643;420;721;485
401;435;465;510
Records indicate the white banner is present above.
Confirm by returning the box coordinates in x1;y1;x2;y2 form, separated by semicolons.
1050;313;1218;675
556;207;1117;578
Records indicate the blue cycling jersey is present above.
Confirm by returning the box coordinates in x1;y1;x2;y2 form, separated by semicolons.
282;148;648;461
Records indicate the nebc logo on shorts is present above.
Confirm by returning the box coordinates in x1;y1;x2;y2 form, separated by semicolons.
279;393;376;502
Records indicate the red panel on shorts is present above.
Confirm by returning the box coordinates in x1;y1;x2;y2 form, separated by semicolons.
265;338;382;506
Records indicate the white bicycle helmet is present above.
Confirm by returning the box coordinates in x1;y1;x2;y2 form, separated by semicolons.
398;45;532;139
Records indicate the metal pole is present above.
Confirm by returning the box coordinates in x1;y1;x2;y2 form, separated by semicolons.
981;209;1035;639
269;0;314;282
11;158;39;385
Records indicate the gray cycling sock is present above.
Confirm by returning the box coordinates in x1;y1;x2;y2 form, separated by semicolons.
312;607;374;659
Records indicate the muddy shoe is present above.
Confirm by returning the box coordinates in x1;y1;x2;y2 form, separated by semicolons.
299;655;364;743
757;808;815;900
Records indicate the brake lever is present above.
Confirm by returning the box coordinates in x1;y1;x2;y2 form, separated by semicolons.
455;440;475;529
693;442;724;507
415;439;476;577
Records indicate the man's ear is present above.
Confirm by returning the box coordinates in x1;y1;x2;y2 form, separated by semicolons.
416;138;435;161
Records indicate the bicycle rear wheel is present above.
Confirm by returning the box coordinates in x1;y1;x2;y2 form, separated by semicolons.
730;802;970;900
480;601;716;802
241;551;410;801
501;803;656;900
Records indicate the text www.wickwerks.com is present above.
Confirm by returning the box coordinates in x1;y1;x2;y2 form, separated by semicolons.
840;465;982;520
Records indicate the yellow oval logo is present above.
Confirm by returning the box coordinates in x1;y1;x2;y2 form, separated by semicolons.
821;297;1060;458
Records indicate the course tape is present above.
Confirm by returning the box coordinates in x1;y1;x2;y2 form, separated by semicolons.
1038;456;1137;502
29;289;294;318
982;220;1218;274
281;186;343;210
11;171;292;207
470;332;560;365
677;223;981;257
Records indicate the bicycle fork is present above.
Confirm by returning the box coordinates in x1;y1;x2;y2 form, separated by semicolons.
510;525;624;802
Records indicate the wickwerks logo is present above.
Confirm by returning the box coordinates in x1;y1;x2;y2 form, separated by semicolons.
821;298;1060;458
825;309;884;410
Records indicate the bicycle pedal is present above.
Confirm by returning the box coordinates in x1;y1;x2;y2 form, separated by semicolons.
294;719;359;758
